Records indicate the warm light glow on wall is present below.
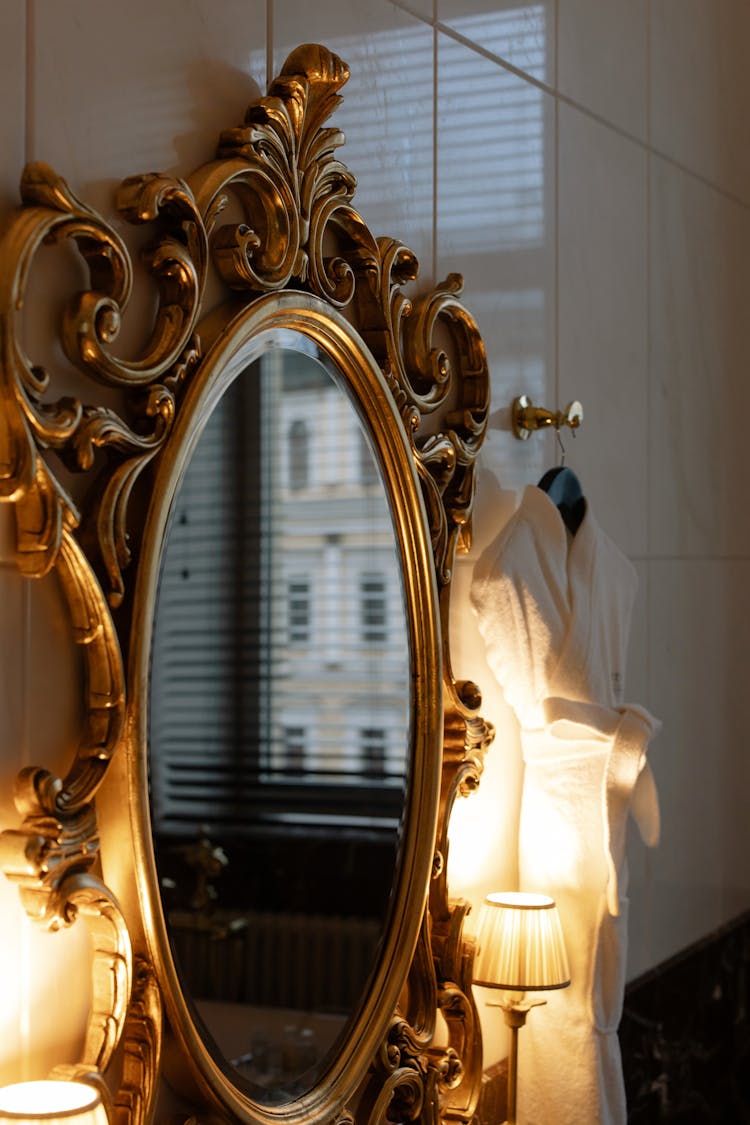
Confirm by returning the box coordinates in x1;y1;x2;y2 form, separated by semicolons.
0;563;92;1086
0;886;91;1086
445;725;523;898
446;792;495;886
0;879;31;1082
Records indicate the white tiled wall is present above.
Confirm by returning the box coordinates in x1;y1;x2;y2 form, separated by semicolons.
1;0;749;1082
557;103;649;557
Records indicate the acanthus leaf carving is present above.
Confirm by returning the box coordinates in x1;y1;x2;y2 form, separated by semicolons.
201;43;356;303
1;160;206;598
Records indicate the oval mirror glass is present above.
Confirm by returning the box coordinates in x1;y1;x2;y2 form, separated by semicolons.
148;343;410;1104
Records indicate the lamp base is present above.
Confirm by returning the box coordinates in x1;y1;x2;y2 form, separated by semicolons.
487;997;547;1124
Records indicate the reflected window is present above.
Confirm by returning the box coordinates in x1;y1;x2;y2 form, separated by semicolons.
151;350;409;845
283;726;307;776
288;578;311;645
360;574;387;644
288;419;309;490
360;727;386;779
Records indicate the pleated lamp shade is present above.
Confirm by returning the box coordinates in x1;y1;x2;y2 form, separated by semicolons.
474;891;570;991
0;1082;109;1125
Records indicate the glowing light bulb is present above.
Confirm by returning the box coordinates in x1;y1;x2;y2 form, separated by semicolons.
0;1081;108;1125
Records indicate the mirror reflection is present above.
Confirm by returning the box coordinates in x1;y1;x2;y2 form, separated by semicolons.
148;344;410;1103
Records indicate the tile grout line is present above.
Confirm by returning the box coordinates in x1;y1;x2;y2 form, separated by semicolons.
556;90;750;213
21;2;34;1073
404;10;750;215
629;555;750;563
550;0;557;416
19;578;32;1080
391;0;436;27
553;0;560;413
25;0;34;163
552;0;558;91
432;1;438;285
266;0;273;90
645;0;653;719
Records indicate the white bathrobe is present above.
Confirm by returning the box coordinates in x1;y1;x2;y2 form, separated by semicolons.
470;485;660;1125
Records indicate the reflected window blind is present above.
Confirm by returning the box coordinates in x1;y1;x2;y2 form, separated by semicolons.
150;349;410;839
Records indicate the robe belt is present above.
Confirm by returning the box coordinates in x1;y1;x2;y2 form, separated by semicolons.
542;697;661;916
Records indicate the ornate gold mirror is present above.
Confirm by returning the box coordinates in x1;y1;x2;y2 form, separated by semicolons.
148;335;413;1102
0;44;493;1125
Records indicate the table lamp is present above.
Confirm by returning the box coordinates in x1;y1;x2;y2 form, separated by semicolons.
0;1081;109;1125
474;891;570;1125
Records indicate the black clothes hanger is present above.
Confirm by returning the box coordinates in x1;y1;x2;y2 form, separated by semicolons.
538;466;586;536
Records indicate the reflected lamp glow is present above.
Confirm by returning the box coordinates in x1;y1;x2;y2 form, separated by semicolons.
474;892;570;1125
0;1081;108;1125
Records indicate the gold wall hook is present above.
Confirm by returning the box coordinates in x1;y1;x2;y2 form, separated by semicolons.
511;395;584;441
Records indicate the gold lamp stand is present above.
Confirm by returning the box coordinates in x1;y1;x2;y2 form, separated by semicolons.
490;997;546;1124
473;892;571;1125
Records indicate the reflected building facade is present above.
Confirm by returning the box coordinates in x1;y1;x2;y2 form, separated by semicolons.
150;346;409;844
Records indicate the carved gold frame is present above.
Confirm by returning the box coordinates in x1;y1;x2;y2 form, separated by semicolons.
0;44;493;1125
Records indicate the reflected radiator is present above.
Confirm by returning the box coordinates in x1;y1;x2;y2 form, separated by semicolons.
170;910;381;1013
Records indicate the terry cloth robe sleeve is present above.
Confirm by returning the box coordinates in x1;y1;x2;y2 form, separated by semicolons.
470;486;660;1125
